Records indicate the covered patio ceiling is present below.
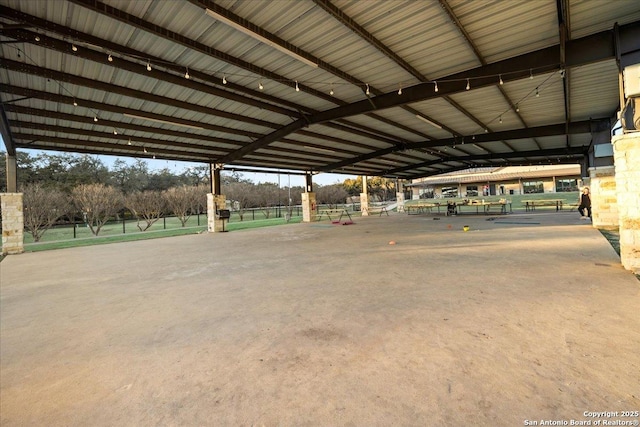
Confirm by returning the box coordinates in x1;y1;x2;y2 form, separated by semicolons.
1;0;639;180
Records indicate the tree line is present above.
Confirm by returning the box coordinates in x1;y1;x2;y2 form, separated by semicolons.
1;152;400;242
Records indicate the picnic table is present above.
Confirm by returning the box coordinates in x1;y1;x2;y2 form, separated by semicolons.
522;199;565;211
362;205;390;216
317;208;353;222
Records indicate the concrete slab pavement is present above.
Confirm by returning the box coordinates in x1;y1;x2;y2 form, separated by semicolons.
1;210;638;426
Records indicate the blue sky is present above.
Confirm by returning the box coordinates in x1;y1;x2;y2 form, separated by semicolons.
1;137;355;187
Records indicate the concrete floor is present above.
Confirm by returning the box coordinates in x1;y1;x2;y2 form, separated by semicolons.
1;211;639;426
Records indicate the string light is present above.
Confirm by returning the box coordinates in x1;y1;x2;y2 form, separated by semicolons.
35;35;40;42
108;53;113;62
222;75;227;84
529;69;533;79
184;67;190;79
146;60;152;71
499;116;503;124
330;83;334;96
73;99;78;107
113;129;118;135
365;84;370;95
94;116;98;122
516;104;520;112
71;44;78;52
434;81;438;92
143;147;147;153
535;87;539;97
466;78;470;90
499;74;504;85
258;81;263;90
295;81;300;92
128;139;132;145
398;85;402;95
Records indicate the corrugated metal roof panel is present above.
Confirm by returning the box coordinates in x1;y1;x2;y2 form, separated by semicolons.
449;0;559;63
570;0;640;39
570;60;620;120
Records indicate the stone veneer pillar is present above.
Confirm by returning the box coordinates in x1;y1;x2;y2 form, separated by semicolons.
360;176;369;216
612;133;640;273
301;192;316;222
1;193;24;255
588;166;618;229
207;194;227;232
396;192;405;212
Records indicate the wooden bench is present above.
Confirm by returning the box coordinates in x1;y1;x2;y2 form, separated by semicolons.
362;205;389;216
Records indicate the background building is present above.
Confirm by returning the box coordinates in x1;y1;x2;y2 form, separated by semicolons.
408;164;581;199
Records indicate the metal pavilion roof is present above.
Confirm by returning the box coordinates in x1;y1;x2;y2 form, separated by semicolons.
1;0;639;180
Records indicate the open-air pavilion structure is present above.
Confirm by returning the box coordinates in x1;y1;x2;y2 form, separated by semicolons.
1;0;639;268
1;1;640;424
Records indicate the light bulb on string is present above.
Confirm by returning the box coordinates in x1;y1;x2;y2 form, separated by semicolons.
222;75;227;84
35;35;40;42
329;84;334;96
499;116;503;124
94;116;98;122
466;79;470;90
113;129;118;135
365;84;370;95
108;54;113;62
128;139;132;146
72;44;78;52
398;85;402;95
73;99;78;107
143;147;147;153
258;81;264;90
499;74;504;85
434;81;438;92
146;61;152;71
295;81;300;92
185;67;190;79
516;104;520;112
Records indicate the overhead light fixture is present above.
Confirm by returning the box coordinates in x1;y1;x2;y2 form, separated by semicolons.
94;116;98;122
499;74;504;85
73;99;78;107
108;53;113;62
185;67;190;79
205;8;318;68
258;81;263;90
35;35;40;42
295;81;299;92
466;78;470;90
329;83;334;96
123;113;204;130
72;44;78;52
398;85;402;95
434;81;438;92
415;114;442;129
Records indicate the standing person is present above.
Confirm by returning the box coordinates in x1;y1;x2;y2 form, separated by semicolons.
578;186;592;220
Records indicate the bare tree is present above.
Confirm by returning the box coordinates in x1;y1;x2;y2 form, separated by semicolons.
22;183;70;242
223;181;254;221
125;190;165;231
316;184;348;208
72;184;123;236
164;185;200;227
254;183;279;218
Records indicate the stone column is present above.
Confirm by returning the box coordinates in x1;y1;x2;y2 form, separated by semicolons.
207;194;227;232
588;166;618;229
612;133;640;273
301;192;316;222
396;180;405;212
360;176;369;216
1;193;24;255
